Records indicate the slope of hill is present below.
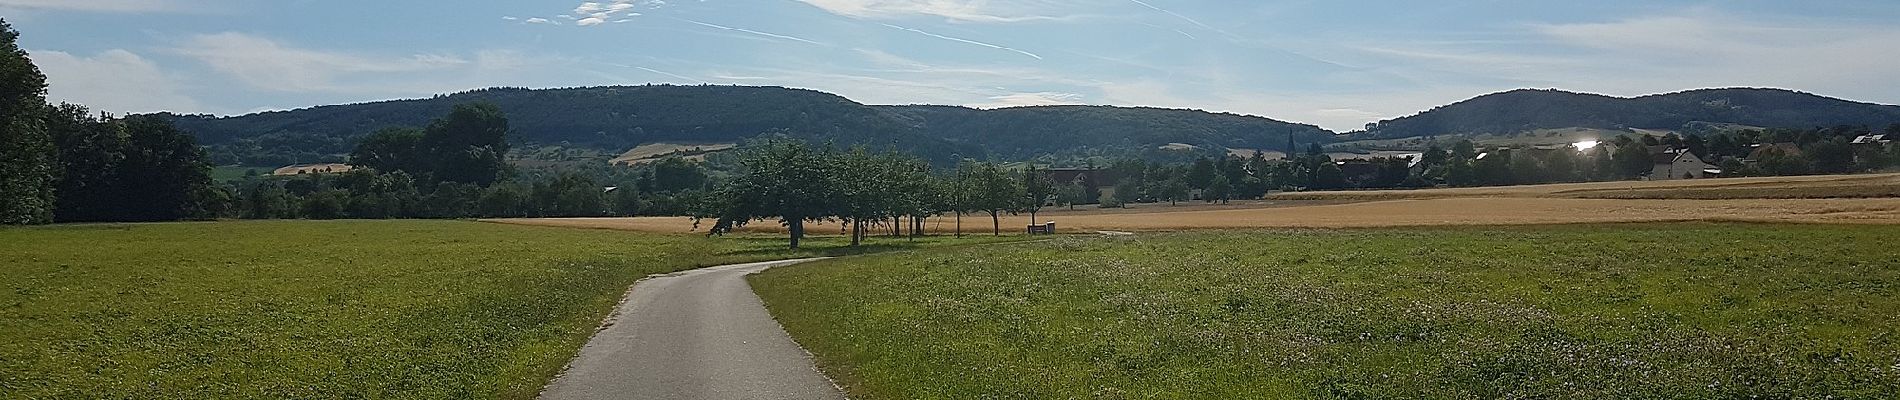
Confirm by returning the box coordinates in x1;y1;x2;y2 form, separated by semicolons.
1351;88;1900;140
880;105;1334;159
158;85;1332;165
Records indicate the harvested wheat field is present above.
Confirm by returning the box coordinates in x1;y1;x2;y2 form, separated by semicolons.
1271;173;1900;201
487;197;1900;234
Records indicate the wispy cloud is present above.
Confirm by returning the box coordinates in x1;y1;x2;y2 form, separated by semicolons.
794;0;1082;23
1124;0;1233;39
880;23;1042;60
678;19;829;46
0;0;179;12
170;32;562;96
971;92;1087;108
31;48;204;114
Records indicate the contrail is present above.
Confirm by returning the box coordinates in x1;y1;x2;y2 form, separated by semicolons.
678;18;828;46
1126;0;1232;39
880;23;1042;60
607;63;707;84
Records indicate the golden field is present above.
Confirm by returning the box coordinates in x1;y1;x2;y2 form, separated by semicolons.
486;173;1900;233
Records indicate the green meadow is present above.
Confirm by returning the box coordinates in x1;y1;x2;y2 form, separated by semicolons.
0;220;999;399
753;223;1900;399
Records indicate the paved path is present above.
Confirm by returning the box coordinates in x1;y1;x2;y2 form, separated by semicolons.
539;258;843;400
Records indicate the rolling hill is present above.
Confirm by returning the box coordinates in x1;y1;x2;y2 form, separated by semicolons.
158;85;1332;166
1351;88;1900;140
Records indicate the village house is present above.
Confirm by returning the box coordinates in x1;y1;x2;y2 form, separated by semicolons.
1649;150;1718;180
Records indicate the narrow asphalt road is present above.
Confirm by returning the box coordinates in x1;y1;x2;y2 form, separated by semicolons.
539;258;843;400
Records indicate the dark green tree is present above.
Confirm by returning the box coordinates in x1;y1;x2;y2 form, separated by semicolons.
347;127;424;174
1021;165;1055;223
1205;174;1232;204
706;140;838;249
420;103;511;185
115;116;222;221
0;19;54;224
48;104;126;222
1185;157;1216;190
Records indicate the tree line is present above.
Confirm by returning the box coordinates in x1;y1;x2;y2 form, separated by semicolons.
1;21;226;224
701;139;1061;249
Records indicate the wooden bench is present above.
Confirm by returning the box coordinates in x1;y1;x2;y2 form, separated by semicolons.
1025;222;1057;235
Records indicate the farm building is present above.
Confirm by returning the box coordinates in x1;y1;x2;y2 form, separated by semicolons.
1746;143;1804;163
1649;150;1718;180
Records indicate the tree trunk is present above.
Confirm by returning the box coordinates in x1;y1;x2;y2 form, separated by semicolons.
1029;210;1037;224
955;211;963;237
788;218;804;250
850;219;862;247
990;211;1000;236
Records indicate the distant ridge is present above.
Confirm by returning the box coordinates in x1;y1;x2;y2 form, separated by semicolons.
156;85;1333;164
1350;88;1900;140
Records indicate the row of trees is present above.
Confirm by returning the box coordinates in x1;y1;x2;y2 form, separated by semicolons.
1;21;225;224
702;140;1061;248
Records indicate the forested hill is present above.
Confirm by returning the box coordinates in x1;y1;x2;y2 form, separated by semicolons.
1350;88;1900;140
156;85;1331;165
879;105;1335;159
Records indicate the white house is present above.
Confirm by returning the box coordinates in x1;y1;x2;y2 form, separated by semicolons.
1650;150;1718;180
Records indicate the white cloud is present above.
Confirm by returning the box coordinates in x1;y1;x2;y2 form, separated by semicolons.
31;48;204;114
537;0;664;27
170;32;564;98
795;0;1081;23
971;92;1085;108
0;0;177;12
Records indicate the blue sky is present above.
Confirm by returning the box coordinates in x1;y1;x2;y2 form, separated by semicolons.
6;0;1900;132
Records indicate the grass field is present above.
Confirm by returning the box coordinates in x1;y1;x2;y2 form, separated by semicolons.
209;165;270;183
752;223;1900;399
0;220;1008;399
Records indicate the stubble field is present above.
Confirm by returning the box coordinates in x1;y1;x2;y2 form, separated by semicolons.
489;173;1900;233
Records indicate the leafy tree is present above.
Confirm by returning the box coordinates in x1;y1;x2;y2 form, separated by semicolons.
1156;178;1190;205
421;103;511;185
115;116;222;221
300;188;349;219
241;181;299;219
706;140;838;249
1806;138;1855;174
48;104;126;222
1021;165;1055;223
1186;157;1216;190
1204;174;1232;205
478;183;532;217
1451;140;1477;160
1754;147;1810;176
1111;175;1143;205
965;161;1023;236
1056;179;1091;210
1444;160;1477;187
0;19;54;224
1613;142;1653;178
348;127;424;174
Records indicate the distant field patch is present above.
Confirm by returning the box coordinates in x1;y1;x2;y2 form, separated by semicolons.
1271;173;1900;201
754;224;1900;398
609;142;736;165
271;163;352;176
0;220;951;398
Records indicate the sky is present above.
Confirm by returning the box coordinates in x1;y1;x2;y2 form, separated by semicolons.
6;0;1900;132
